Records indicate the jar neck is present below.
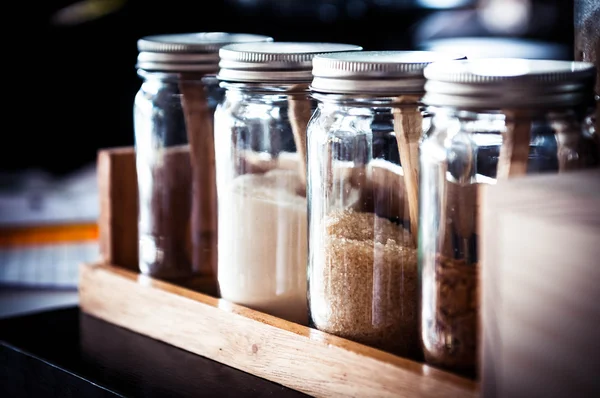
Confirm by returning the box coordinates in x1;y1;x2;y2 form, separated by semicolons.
137;69;213;83
428;105;593;122
311;91;422;108
219;81;309;94
220;82;313;104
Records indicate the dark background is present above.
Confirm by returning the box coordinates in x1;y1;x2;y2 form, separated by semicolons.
4;0;575;176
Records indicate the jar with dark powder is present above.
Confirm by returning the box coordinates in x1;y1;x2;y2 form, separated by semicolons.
420;58;599;377
134;33;273;281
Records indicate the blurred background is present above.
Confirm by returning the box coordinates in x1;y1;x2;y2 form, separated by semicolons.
2;0;575;175
0;0;577;315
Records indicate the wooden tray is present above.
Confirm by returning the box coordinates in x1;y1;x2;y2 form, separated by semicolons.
81;147;480;398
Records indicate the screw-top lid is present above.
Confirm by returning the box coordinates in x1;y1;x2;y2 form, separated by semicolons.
310;51;466;95
422;58;597;109
136;32;274;73
217;42;363;83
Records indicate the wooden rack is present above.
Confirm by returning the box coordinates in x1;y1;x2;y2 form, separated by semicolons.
80;147;480;398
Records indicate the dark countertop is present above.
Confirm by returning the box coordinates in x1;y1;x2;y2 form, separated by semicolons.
0;307;309;398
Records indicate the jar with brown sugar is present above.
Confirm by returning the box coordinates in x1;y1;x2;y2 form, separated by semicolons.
306;51;464;359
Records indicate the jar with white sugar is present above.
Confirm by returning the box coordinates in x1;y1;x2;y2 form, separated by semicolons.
214;42;362;324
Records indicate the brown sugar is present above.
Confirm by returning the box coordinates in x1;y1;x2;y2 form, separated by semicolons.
310;209;420;358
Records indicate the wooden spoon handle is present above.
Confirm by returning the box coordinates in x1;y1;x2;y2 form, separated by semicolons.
287;87;313;196
392;96;423;246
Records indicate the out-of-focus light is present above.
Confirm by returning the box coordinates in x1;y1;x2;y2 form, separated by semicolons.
51;0;126;26
417;0;473;9
479;0;531;35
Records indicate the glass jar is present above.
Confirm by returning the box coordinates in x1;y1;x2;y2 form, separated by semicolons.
306;51;465;358
419;58;599;376
134;32;273;281
214;42;362;324
575;0;600;131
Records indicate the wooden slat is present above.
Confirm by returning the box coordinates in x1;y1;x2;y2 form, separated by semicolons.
97;147;138;270
79;262;478;398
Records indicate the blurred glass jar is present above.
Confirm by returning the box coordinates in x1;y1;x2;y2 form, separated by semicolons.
134;32;273;281
214;42;362;324
574;0;600;130
419;58;599;376
306;51;464;358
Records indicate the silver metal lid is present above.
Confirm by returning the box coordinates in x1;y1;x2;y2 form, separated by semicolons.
136;32;274;73
422;58;597;109
217;42;363;83
310;51;466;95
